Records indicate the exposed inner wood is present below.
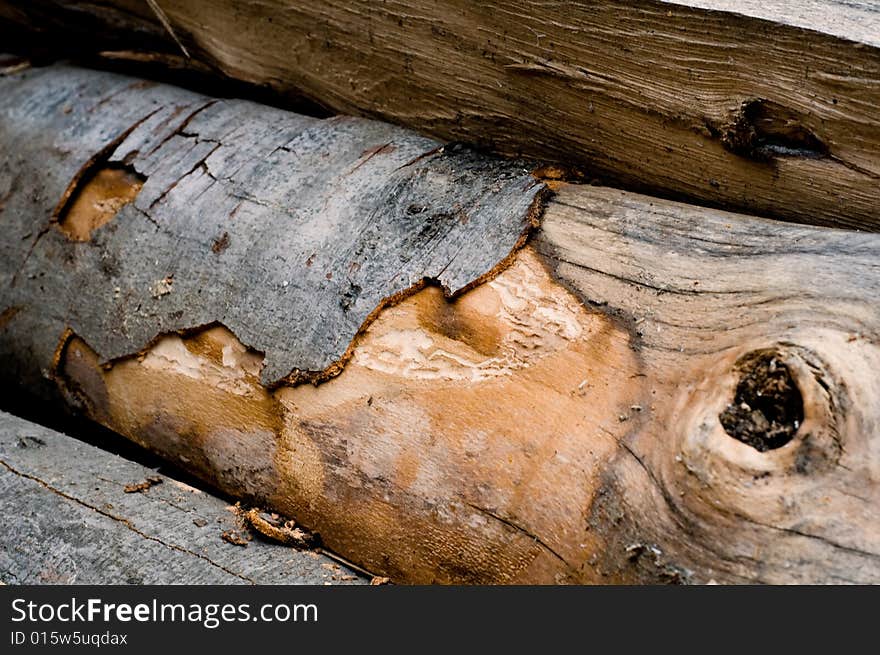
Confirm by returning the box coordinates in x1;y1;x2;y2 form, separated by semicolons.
2;64;878;585
57;248;639;583
1;0;879;229
57;166;144;241
52;189;880;584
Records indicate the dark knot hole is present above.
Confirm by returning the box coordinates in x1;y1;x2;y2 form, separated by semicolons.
719;351;804;452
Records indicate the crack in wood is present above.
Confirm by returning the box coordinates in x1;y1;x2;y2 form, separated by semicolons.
465;501;574;569
0;458;258;583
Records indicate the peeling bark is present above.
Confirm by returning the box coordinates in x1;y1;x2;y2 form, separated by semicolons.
0;63;545;388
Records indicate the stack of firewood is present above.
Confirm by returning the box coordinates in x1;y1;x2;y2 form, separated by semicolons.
0;1;878;584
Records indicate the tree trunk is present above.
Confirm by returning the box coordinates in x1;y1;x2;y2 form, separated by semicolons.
1;64;879;584
1;1;879;230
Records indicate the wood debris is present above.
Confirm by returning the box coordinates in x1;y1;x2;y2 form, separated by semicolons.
123;475;163;493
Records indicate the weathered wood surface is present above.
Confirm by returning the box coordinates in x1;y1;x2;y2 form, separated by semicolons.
0;410;366;584
1;1;879;230
39;189;880;585
1;65;879;584
0;63;543;388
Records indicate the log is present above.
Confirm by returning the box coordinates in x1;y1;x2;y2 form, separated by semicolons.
0;410;366;584
1;1;879;230
2;64;879;584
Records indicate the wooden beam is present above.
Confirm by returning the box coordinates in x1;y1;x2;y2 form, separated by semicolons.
1;64;878;584
1;1;879;230
0;410;366;584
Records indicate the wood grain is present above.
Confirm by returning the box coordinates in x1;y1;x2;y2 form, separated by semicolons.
0;410;366;584
1;64;878;584
1;1;879;229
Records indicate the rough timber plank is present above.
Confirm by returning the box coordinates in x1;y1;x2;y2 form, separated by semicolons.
0;63;544;389
1;1;879;230
0;410;366;584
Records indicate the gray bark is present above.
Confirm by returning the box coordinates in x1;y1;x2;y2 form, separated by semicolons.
0;63;544;388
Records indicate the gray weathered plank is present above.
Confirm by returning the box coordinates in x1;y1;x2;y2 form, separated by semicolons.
663;0;880;47
0;410;366;584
